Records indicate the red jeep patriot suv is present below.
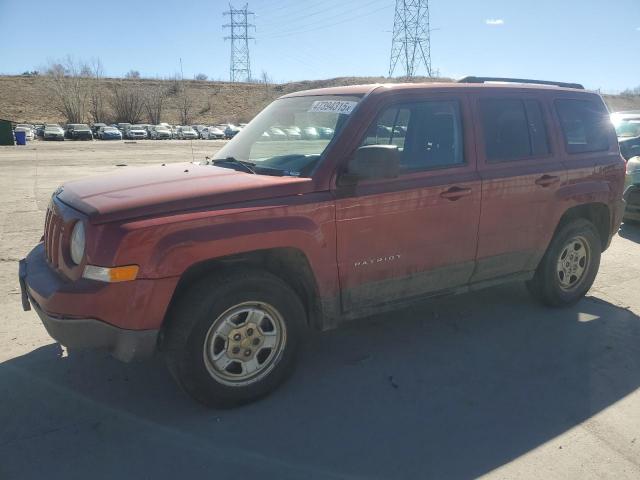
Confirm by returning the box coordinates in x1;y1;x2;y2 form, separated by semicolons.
19;77;626;407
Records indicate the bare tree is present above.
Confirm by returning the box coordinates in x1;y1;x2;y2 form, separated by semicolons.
87;58;109;123
622;85;640;96
260;70;272;94
145;84;166;125
194;73;208;81
178;92;193;125
166;73;182;96
125;70;141;79
43;56;90;124
109;82;145;123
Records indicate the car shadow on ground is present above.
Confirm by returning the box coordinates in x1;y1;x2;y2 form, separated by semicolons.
2;283;640;479
619;221;640;243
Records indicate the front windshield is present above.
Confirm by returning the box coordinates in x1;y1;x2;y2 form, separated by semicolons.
614;119;640;138
213;95;361;177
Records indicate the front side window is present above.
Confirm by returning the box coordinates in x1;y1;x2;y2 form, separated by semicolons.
213;95;361;177
555;99;611;153
362;100;464;171
480;98;550;162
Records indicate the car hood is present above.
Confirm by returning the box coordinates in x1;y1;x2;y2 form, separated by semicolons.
57;162;314;224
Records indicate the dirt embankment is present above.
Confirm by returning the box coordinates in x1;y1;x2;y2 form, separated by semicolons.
1;74;638;125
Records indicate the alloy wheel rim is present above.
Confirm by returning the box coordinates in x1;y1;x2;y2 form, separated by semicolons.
203;302;286;387
556;236;590;291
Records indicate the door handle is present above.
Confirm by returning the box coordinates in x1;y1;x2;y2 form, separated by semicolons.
535;175;560;187
440;186;472;201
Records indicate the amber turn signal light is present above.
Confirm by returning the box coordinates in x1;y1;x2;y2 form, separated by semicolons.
83;265;139;283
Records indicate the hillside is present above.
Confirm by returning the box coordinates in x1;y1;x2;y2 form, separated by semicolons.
1;74;639;125
0;75;443;125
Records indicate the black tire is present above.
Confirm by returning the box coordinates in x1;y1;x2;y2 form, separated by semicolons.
527;218;601;307
163;269;306;408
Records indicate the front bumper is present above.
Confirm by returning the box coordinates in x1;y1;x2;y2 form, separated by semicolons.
623;184;640;221
18;246;167;362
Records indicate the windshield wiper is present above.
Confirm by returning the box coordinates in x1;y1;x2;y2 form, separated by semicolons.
211;157;256;174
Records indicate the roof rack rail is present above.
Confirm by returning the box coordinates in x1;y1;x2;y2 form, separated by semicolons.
457;76;584;90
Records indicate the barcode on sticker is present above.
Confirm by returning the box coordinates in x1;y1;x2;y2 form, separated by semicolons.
308;100;358;115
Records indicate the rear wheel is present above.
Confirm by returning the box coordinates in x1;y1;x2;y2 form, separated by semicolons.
164;269;306;408
527;218;601;307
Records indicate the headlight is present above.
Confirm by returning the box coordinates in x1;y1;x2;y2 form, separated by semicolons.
70;221;86;264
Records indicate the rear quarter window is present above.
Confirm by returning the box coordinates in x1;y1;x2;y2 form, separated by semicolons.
555;99;611;153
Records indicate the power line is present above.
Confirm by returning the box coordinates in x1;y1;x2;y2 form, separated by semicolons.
389;0;433;78
223;3;255;82
262;2;393;40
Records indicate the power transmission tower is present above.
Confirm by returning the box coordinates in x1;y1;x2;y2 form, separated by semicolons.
388;0;433;78
223;3;255;82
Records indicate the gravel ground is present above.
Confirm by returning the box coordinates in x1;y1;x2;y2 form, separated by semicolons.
1;140;639;479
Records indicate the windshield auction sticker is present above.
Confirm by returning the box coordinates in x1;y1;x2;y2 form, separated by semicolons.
308;100;358;115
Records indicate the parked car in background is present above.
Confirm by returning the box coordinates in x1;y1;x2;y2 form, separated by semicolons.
224;124;242;139
116;123;131;135
200;126;225;139
125;125;148;140
43;124;65;141
91;123;107;138
35;125;45;138
177;126;198;139
317;126;335;139
267;126;287;140
611;112;640;160
14;126;35;141
191;125;206;138
624;155;640;223
301;126;320;139
64;124;81;139
65;124;93;140
284;126;302;140
98;126;123;140
149;125;172;140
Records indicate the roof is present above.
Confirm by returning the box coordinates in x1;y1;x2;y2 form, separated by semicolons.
281;81;592;99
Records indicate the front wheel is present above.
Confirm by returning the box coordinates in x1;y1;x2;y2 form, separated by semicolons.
163;269;306;408
527;218;601;307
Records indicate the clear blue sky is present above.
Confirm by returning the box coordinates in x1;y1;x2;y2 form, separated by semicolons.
0;0;638;92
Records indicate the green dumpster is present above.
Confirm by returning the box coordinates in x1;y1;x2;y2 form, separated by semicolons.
0;119;15;146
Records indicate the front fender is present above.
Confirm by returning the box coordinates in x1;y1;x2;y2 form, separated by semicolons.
109;197;339;298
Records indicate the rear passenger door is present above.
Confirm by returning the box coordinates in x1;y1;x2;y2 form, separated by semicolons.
471;94;567;283
335;95;481;312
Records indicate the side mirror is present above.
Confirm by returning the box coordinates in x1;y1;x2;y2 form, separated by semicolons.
339;145;400;186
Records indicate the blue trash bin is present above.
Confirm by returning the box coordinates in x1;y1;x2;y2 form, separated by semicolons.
15;131;26;145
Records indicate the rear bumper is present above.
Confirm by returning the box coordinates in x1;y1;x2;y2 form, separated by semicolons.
18;245;176;361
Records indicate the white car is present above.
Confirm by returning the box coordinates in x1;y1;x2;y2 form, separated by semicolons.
177;126;199;139
126;125;148;140
14;126;35;141
200;126;225;139
43;124;65;141
149;125;172;139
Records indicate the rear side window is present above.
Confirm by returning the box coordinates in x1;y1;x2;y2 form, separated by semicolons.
555;99;610;153
480;98;550;162
362;100;464;171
